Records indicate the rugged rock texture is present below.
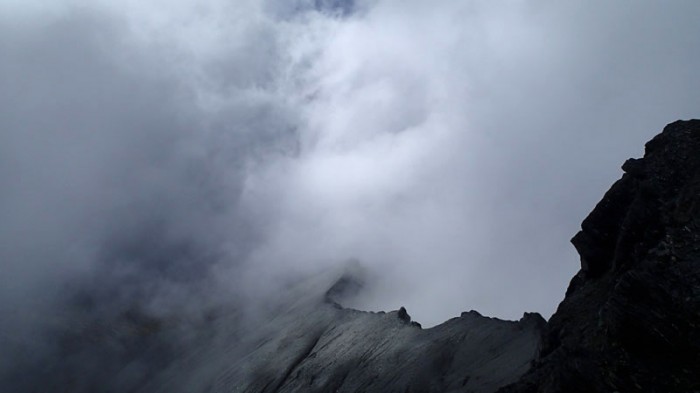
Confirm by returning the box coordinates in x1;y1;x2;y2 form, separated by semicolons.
228;309;541;393
499;119;700;393
136;272;545;393
2;268;544;393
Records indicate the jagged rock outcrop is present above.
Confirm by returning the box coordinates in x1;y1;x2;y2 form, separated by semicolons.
499;119;700;393
230;308;543;393
138;270;545;393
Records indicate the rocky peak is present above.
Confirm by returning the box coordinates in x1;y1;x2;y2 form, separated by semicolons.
502;119;700;393
572;119;700;280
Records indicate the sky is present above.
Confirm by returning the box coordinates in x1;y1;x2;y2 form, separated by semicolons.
1;0;700;344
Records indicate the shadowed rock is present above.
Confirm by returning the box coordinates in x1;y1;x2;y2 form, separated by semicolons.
500;119;700;393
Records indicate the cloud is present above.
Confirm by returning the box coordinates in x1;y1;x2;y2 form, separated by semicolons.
2;3;700;376
0;3;286;348
237;0;700;325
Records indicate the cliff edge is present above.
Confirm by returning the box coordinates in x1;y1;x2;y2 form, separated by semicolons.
500;119;700;393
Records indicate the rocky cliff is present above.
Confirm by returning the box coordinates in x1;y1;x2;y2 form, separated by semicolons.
500;119;700;393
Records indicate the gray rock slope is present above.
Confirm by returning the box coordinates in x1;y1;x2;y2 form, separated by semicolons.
230;309;543;393
1;266;543;393
137;271;545;393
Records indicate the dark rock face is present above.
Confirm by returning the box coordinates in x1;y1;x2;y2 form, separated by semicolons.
500;119;700;393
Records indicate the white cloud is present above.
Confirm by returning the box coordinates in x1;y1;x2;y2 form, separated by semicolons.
2;0;700;332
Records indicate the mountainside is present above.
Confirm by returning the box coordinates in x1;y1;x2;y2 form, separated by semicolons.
116;264;545;393
499;119;700;392
4;120;700;392
1;267;546;393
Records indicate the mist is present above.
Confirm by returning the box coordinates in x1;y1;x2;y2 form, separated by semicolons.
2;1;700;365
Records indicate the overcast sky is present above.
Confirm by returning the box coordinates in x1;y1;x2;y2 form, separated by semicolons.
2;0;700;331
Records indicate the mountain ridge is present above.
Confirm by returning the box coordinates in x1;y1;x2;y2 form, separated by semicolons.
3;120;700;392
